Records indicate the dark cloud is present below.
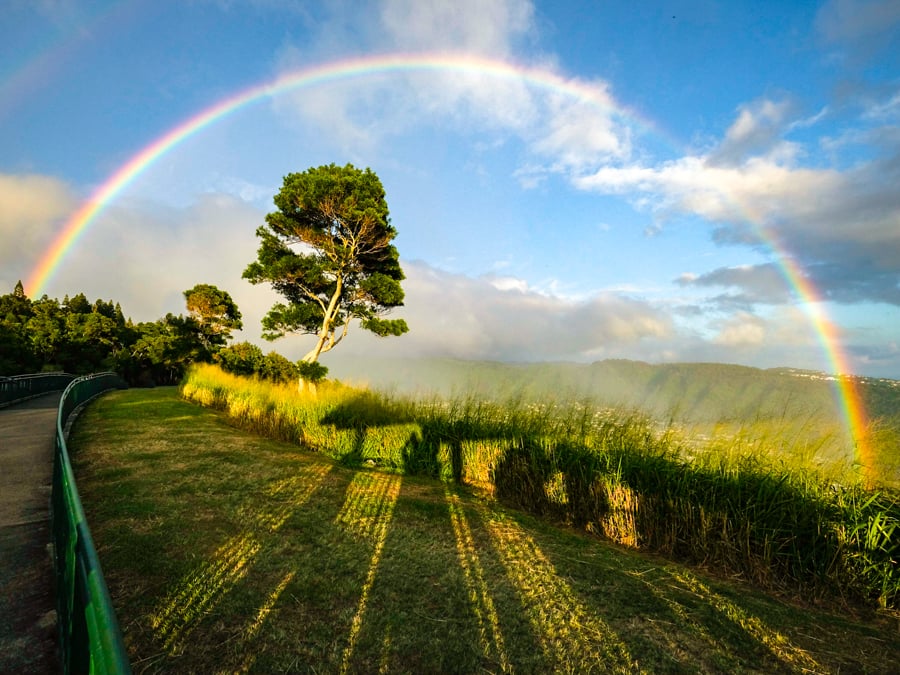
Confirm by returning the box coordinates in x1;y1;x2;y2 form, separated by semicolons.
676;263;792;307
846;340;900;378
806;264;900;305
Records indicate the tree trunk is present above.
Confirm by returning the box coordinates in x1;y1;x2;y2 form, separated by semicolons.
298;377;317;396
301;276;344;365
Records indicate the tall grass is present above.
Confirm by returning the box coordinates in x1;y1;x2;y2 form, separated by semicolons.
181;364;900;610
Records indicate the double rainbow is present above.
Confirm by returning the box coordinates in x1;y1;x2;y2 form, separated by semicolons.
22;52;871;469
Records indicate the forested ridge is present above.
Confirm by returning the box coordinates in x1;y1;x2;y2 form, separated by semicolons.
326;355;900;427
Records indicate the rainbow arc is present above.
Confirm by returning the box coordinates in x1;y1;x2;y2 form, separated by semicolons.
22;51;871;470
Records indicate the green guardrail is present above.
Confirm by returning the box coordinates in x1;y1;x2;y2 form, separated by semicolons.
52;373;132;675
0;372;75;408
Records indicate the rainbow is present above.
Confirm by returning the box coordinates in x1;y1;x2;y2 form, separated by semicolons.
25;52;650;297
22;51;872;473
743;226;871;477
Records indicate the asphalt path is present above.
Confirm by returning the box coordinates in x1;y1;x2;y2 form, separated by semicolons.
0;393;62;674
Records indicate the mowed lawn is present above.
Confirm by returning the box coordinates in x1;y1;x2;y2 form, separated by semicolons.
70;388;900;674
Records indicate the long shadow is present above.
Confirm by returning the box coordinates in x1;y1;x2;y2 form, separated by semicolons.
207;466;408;673
488;503;789;673
466;495;843;673
320;394;526;489
147;462;337;654
319;392;900;612
343;478;546;673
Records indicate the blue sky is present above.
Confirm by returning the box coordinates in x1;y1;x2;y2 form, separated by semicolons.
2;0;899;377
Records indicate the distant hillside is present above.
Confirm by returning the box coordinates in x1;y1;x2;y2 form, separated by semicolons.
325;356;900;427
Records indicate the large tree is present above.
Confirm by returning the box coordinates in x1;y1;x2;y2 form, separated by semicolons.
243;163;408;365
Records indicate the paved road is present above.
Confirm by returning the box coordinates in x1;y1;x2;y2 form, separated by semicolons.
0;393;62;674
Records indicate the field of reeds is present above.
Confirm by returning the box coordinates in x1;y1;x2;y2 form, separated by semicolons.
181;364;900;611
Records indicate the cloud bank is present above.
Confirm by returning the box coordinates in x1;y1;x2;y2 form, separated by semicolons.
575;96;900;308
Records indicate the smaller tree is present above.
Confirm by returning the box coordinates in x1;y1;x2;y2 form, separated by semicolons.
183;284;243;353
260;351;300;384
27;297;66;368
215;341;265;377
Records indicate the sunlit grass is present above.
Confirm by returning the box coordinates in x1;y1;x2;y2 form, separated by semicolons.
335;472;402;674
445;486;511;672
484;510;638;672
70;387;900;673
149;463;332;652
181;364;900;610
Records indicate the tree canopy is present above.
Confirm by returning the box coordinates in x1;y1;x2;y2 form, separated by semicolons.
243;163;408;364
184;283;243;351
0;281;253;385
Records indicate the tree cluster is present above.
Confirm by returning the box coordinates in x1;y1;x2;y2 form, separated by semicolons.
0;280;249;385
2;162;409;389
213;341;309;384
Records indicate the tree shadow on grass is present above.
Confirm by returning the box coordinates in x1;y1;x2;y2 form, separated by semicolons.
460;490;900;674
319;394;518;485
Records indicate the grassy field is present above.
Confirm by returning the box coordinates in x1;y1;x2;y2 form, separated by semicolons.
179;365;900;610
71;387;900;674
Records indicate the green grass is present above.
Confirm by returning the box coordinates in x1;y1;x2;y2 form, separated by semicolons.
180;365;900;610
71;387;900;674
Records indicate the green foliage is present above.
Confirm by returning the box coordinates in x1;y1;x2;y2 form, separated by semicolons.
215;341;264;376
183;283;242;350
214;341;301;384
0;282;37;373
360;317;409;336
127;314;208;384
297;359;328;383
0;280;244;385
260;351;300;383
182;364;900;610
243;163;408;362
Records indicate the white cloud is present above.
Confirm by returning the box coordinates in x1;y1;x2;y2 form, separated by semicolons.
302;262;845;373
379;0;535;56
271;0;632;173
488;275;528;292
707;98;798;167
303;261;673;363
0;173;75;283
573;95;900;305
0;173;74;232
531;83;631;168
712;311;766;347
577;155;845;226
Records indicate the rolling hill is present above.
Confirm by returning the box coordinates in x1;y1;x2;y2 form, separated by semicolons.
325;356;900;428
